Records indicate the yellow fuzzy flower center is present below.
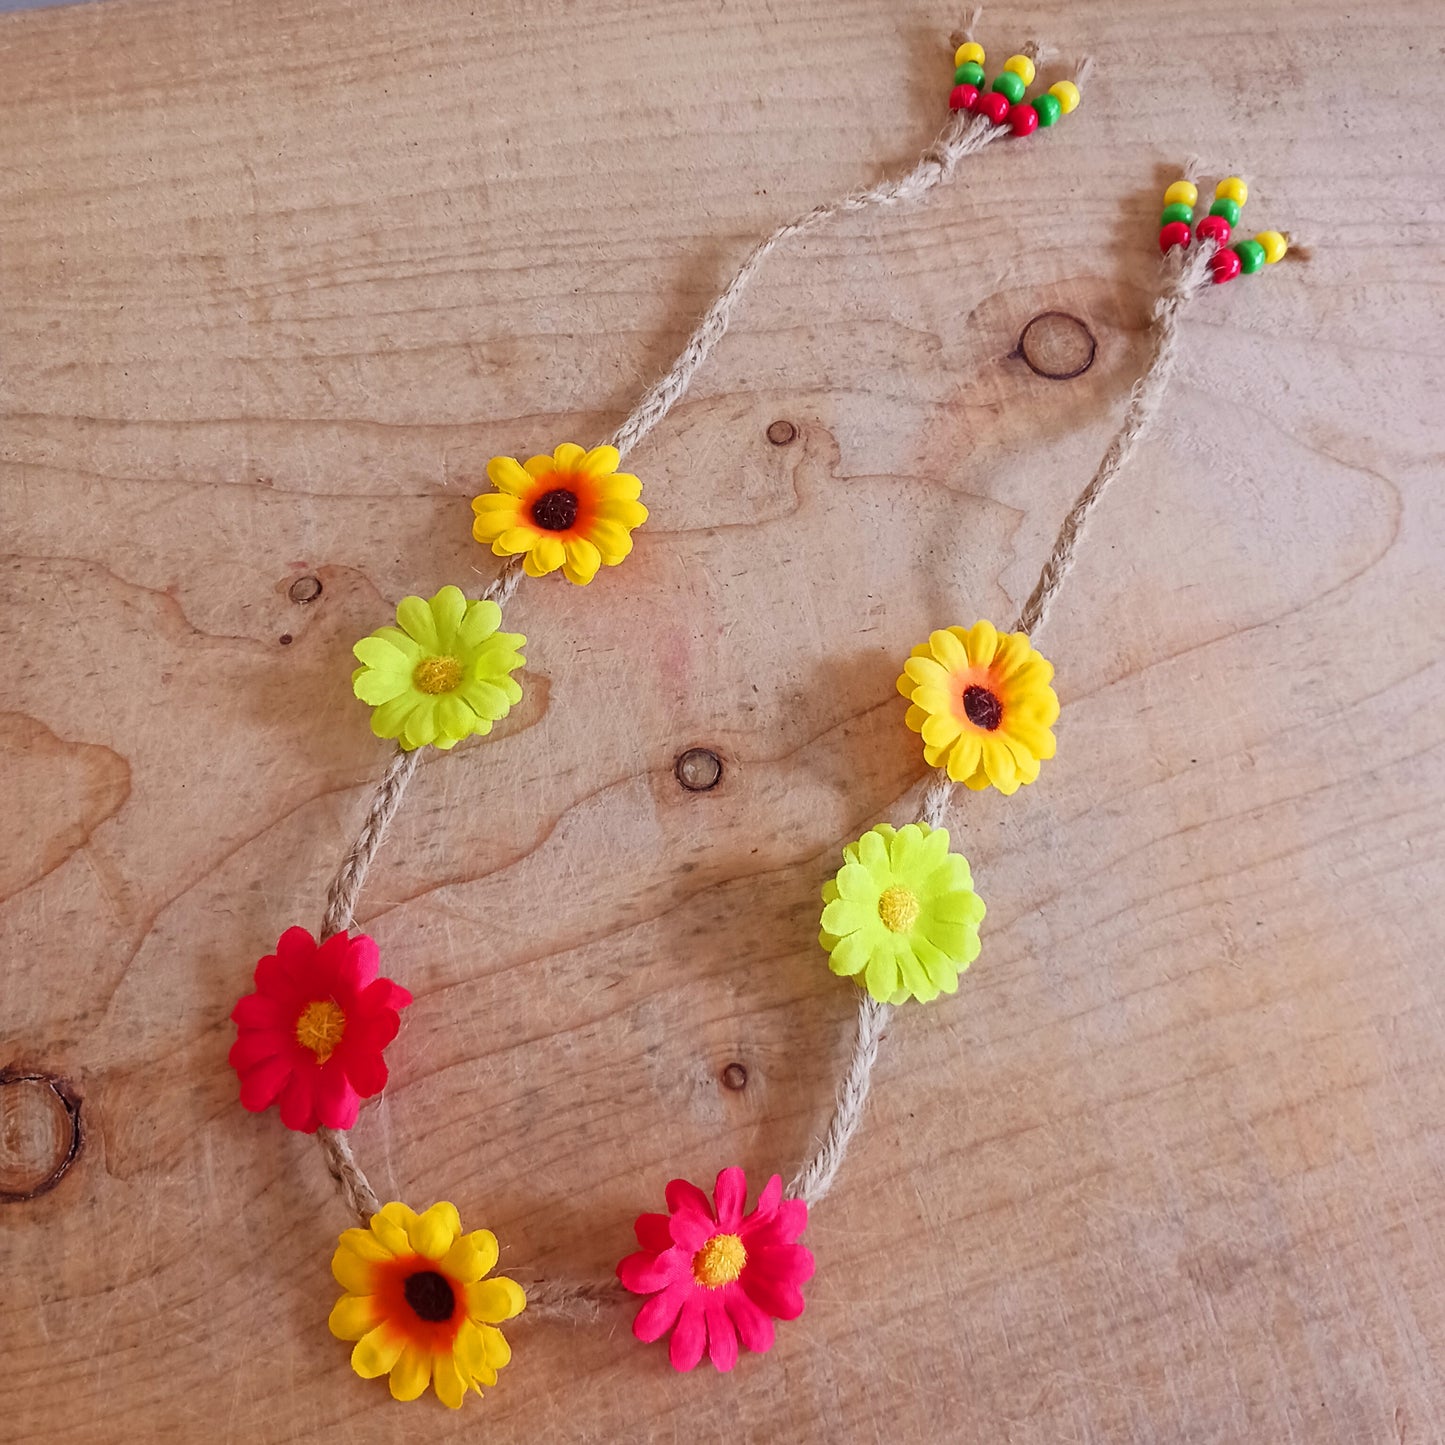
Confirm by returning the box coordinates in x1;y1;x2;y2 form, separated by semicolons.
692;1233;747;1288
877;885;920;933
412;655;463;694
295;999;346;1063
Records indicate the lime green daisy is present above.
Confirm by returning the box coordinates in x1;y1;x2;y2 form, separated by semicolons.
818;823;984;1004
351;585;525;752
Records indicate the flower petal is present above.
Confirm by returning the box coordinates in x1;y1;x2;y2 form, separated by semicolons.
432;1352;468;1409
712;1167;747;1231
351;1324;404;1379
408;1202;462;1260
668;1294;708;1372
328;1293;382;1341
705;1294;739;1372
388;1343;432;1402
465;1276;526;1324
632;1280;688;1343
395;596;441;651
618;1248;680;1295
562;537;602;586
485;456;532;496
724;1285;776;1354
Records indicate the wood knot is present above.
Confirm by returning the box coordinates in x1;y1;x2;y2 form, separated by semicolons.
288;574;323;604
720;1061;748;1091
674;748;723;792
1017;311;1097;380
766;419;797;446
0;1070;82;1202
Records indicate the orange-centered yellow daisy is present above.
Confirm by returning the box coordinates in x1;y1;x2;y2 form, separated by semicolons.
329;1201;525;1408
896;621;1059;795
471;442;647;585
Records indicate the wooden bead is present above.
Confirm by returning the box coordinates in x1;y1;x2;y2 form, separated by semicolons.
1210;248;1242;284
1216;176;1248;206
1003;54;1036;85
1048;79;1080;114
1159;221;1192;253
1255;230;1289;264
954;60;985;88
1233;239;1267;274
1195;214;1232;247
1163;180;1198;209
977;91;1012;125
1033;92;1062;127
1009;102;1039;137
1209;197;1241;226
991;70;1026;104
949;84;979;112
954;41;985;67
1160;202;1193;227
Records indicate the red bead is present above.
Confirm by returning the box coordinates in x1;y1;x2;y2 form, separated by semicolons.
950;84;979;112
977;92;1011;125
1209;248;1242;284
1158;221;1192;253
1196;214;1232;247
1008;102;1039;137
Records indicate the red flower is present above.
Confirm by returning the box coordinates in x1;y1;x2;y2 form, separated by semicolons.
616;1166;813;1372
229;926;412;1133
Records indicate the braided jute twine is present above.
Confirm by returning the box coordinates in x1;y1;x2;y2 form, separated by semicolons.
312;61;1215;1325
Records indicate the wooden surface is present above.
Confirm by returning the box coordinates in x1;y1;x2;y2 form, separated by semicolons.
2;0;1443;1440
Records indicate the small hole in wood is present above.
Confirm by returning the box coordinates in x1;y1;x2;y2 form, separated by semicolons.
0;1071;82;1202
279;633;294;646
1018;311;1097;380
289;575;323;604
674;748;723;792
721;1062;748;1091
766;419;797;446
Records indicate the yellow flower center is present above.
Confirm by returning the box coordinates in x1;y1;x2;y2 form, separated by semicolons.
295;999;346;1063
692;1233;747;1288
412;655;463;694
877;885;920;933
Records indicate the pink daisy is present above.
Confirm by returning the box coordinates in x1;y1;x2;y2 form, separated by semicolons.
617;1166;814;1372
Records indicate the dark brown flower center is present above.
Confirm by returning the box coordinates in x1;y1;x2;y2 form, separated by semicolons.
403;1269;456;1322
962;684;1003;730
530;487;579;531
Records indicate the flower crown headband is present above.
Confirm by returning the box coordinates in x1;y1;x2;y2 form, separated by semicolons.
227;24;1295;1409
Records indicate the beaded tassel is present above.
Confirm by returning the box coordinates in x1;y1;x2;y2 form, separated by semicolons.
1156;174;1290;284
948;44;1081;136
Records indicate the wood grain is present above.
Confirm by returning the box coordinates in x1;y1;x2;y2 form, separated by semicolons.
2;0;1443;1441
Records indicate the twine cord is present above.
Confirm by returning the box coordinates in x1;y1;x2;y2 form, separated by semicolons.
305;62;1207;1324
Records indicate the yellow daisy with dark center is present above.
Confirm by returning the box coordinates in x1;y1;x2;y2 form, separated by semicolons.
896;621;1059;794
471;442;647;585
329;1201;525;1408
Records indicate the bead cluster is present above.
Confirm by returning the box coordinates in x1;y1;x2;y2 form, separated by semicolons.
948;42;1079;135
1156;175;1290;284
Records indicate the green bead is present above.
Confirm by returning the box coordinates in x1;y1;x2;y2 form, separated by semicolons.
991;71;1026;104
954;60;985;88
1233;239;1267;274
1032;92;1061;126
1210;197;1241;226
1160;202;1193;226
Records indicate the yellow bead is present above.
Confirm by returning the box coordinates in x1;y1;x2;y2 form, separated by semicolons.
1163;180;1198;209
954;41;985;67
1216;176;1248;206
1048;80;1080;114
1255;230;1288;264
1004;54;1036;85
